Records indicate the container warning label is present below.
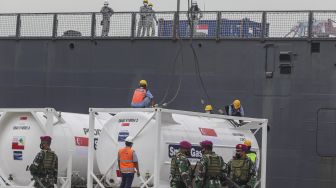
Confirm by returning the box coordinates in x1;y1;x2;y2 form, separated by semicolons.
118;131;129;142
168;144;202;159
13;151;23;160
12;136;25;150
199;128;217;137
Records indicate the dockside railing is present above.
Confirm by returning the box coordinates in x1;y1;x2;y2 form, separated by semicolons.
1;11;336;40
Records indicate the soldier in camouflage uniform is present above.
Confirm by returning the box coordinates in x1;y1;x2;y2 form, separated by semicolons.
100;1;114;37
195;140;225;188
226;144;256;188
146;3;158;37
29;136;58;188
137;0;150;37
170;141;193;188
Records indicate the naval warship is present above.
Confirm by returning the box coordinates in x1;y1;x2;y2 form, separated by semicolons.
0;9;336;188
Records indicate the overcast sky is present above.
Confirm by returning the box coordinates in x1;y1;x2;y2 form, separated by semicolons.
1;0;336;13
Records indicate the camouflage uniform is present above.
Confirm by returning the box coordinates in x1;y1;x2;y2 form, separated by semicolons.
195;151;225;188
170;151;193;188
226;156;255;188
146;8;158;36
100;6;114;36
30;149;58;188
137;6;150;37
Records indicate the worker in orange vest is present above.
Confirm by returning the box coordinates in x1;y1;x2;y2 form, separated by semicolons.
131;80;154;108
118;136;140;188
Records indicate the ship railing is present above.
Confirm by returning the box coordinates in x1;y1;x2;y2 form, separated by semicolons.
1;11;336;39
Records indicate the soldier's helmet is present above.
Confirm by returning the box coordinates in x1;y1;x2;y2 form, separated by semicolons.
40;136;52;144
179;140;192;149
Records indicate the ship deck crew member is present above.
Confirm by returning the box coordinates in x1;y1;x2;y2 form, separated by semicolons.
137;0;150;37
100;0;114;37
146;3;158;36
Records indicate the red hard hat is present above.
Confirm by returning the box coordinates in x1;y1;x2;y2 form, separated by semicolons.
179;140;192;149
40;136;52;143
236;144;247;151
200;140;213;148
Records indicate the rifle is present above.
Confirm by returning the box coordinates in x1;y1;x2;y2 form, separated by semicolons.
222;176;241;188
31;176;46;188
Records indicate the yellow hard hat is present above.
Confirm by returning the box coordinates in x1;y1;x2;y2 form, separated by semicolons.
244;140;252;147
233;99;241;109
139;80;147;86
205;105;213;111
148;2;153;6
143;0;148;3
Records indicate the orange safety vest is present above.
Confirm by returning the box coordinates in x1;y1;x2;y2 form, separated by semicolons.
118;147;135;173
131;88;147;104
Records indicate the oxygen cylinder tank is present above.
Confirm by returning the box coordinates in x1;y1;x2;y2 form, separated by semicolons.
0;111;106;186
96;111;259;187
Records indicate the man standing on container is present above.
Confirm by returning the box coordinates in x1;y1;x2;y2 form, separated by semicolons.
228;99;245;117
226;144;256;188
137;0;150;37
195;140;225;188
188;1;203;36
146;3;158;37
204;105;214;114
131;80;154;108
100;0;114;37
170;141;193;188
29;136;58;188
118;136;140;188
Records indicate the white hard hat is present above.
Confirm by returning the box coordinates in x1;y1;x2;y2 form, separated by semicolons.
104;1;109;5
192;1;197;5
125;136;134;143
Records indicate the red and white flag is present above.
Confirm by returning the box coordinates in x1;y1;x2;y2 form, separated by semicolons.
199;128;217;137
75;136;89;147
196;24;209;35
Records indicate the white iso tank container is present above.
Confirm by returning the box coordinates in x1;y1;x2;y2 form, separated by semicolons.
96;111;259;187
0;111;106;186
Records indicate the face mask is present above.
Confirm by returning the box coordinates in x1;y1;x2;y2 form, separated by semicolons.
235;153;241;159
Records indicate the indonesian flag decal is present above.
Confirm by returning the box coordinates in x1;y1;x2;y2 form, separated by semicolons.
196;24;209;35
12;136;25;150
199;128;217;137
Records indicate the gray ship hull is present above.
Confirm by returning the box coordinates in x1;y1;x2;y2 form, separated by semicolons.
0;39;336;187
